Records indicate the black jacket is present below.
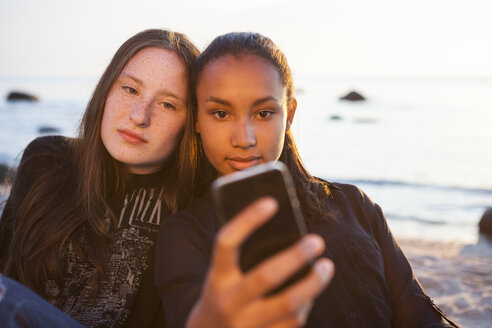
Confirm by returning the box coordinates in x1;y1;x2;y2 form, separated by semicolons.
155;183;457;327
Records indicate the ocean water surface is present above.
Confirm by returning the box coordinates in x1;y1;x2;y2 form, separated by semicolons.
1;75;491;244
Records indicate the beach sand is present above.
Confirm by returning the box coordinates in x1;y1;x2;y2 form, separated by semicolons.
0;185;490;327
398;237;492;328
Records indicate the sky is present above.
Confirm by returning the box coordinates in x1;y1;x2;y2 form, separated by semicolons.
0;0;491;78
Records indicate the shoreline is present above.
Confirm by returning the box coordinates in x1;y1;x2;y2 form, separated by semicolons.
0;184;490;326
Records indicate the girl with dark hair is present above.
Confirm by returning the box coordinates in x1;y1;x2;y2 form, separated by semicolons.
155;32;459;327
0;29;200;327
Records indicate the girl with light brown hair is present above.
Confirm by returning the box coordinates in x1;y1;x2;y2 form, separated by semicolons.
0;28;199;327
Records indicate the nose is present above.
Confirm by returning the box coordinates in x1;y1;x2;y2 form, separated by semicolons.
130;99;152;127
231;119;256;149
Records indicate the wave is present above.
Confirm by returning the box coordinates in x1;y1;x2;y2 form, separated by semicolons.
328;178;492;195
384;213;447;225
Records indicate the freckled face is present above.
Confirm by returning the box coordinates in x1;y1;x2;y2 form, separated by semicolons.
195;54;296;176
101;47;188;174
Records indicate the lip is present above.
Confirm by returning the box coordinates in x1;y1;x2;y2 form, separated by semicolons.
117;128;148;144
226;156;261;171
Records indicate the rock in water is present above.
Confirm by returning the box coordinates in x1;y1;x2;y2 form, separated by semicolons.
478;208;492;236
6;91;39;102
339;90;366;102
38;126;61;134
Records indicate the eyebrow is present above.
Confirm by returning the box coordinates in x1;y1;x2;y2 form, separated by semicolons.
121;72;144;86
205;96;279;107
120;72;182;100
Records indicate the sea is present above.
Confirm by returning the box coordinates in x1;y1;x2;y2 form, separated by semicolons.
1;75;491;245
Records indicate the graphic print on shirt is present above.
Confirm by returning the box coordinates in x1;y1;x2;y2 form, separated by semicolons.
117;187;165;229
45;186;166;328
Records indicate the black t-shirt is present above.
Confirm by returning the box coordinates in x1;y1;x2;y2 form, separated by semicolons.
154;184;456;328
0;136;165;328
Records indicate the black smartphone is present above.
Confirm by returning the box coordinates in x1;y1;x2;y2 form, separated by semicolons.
212;161;311;294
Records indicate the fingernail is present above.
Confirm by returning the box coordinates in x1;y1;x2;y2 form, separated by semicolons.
315;260;334;281
302;236;323;255
258;197;277;211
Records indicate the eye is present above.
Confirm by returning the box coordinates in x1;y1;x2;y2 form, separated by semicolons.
212;110;229;119
256;110;273;119
122;86;138;95
161;102;176;110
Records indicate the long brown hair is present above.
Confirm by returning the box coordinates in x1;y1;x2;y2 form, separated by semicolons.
1;29;200;294
191;32;336;224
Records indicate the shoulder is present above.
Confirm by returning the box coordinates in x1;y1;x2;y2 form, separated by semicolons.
159;195;218;238
325;181;373;208
331;182;364;197
10;136;77;194
17;135;75;173
19;135;75;169
154;195;218;281
156;195;219;260
326;181;384;224
311;177;369;204
330;182;390;240
23;135;74;158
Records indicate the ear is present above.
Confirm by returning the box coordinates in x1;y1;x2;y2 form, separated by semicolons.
195;121;200;134
286;97;297;131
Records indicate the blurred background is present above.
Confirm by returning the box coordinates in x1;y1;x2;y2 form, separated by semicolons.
1;0;491;243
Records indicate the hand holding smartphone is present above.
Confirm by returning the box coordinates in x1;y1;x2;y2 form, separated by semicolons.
212;161;311;294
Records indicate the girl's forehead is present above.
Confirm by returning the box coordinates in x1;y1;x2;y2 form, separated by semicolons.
205;54;270;70
196;54;288;107
199;54;284;87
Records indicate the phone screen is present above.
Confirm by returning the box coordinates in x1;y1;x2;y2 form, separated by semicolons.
212;162;310;294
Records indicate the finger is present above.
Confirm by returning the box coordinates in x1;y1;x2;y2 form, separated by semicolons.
265;258;333;313
230;234;325;305
265;317;305;328
239;258;334;325
210;197;278;278
266;302;313;328
227;301;312;328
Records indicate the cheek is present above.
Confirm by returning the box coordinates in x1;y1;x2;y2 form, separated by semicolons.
100;95;127;147
103;91;130;119
101;98;119;130
100;109;111;141
201;122;223;145
155;113;187;142
263;119;287;159
198;125;223;160
269;130;285;151
200;132;217;153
